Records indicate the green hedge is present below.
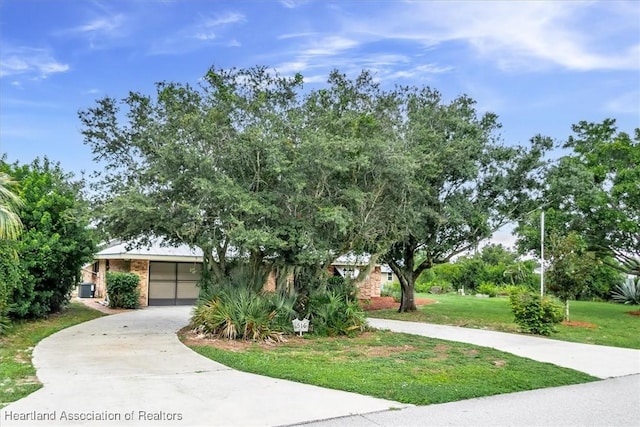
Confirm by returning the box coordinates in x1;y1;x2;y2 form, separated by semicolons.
106;272;140;309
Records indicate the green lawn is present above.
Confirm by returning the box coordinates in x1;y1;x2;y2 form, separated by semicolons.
0;303;105;408
186;329;596;406
369;293;640;349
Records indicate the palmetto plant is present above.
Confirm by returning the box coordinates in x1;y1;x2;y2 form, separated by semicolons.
611;278;640;305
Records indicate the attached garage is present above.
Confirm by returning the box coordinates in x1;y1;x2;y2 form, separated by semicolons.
148;261;202;306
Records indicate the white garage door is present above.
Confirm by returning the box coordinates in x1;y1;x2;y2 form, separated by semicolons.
148;262;202;306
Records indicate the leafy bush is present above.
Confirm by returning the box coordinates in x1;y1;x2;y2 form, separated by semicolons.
477;282;498;297
611;278;640;305
303;276;367;336
381;281;401;302
509;290;564;336
415;279;453;294
414;281;429;293
0;243;20;335
502;284;528;296
106;272;140;309
1;159;96;319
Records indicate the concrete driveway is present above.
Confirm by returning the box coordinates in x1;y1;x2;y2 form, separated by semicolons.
0;307;405;427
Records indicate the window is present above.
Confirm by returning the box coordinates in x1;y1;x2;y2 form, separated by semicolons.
387;272;393;281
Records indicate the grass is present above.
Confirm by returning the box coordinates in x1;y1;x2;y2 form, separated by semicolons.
369;293;640;349
185;329;596;405
0;303;105;408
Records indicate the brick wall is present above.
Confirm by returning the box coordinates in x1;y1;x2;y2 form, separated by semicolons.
129;259;149;306
356;265;382;299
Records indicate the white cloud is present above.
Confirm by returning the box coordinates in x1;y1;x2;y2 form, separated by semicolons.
194;32;216;41
279;0;310;9
604;90;640;115
58;13;126;47
156;11;245;50
345;1;640;72
302;36;358;56
0;47;70;79
275;61;309;75
278;32;319;40
70;15;124;34
202;12;245;28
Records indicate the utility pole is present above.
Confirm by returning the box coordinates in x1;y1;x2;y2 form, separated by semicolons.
540;210;545;297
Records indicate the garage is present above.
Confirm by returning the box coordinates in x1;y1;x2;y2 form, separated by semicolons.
148;261;202;306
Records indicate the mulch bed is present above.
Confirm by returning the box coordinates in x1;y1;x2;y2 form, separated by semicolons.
561;320;597;329
360;296;437;311
626;311;640;317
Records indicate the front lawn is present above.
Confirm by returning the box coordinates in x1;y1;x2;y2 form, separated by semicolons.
0;303;105;408
369;294;640;349
183;329;596;406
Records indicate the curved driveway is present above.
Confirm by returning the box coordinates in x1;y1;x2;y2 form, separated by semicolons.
1;307;639;427
1;307;404;426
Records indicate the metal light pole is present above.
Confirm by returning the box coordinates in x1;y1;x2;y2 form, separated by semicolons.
540;210;545;297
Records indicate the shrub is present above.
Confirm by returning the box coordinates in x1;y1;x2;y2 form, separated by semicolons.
192;263;297;341
306;290;366;336
477;282;498;297
502;284;528;297
192;270;366;340
0;242;20;335
303;276;367;336
106;272;140;309
611;278;640;305
381;281;401;302
509;290;563;336
192;286;296;342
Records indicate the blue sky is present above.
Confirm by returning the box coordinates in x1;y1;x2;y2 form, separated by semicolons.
1;1;639;247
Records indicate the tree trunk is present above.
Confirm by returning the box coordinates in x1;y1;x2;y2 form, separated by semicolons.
398;274;417;312
565;299;570;322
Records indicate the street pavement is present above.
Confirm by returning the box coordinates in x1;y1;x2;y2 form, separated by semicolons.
1;306;638;427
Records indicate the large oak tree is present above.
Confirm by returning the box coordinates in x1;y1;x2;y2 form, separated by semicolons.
81;66;548;307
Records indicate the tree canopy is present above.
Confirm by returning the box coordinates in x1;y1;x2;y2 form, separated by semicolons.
516;119;639;277
0;158;95;320
80;66;552;308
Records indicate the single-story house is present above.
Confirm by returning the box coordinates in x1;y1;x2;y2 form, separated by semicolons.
81;240;392;306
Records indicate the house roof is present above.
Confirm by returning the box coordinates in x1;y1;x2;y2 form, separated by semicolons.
94;239;393;271
95;239;202;262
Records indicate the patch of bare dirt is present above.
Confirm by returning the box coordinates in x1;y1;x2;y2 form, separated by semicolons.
626;311;640;317
179;328;422;358
179;327;283;352
360;297;437;311
561;320;597;329
362;344;416;357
